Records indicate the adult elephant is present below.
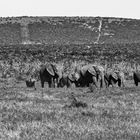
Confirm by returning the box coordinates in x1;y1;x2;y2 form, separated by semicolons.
39;63;63;88
133;71;140;86
73;64;105;88
104;70;125;87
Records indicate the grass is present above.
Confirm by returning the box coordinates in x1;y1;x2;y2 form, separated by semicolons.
0;79;140;139
0;16;140;139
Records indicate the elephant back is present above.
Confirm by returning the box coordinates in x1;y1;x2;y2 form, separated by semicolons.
81;64;101;76
93;64;104;72
88;64;104;76
111;70;124;80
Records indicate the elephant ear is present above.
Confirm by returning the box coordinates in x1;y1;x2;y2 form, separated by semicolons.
87;66;96;76
51;64;58;73
68;73;75;81
46;64;55;76
81;65;89;75
53;63;64;77
92;65;101;75
111;72;118;80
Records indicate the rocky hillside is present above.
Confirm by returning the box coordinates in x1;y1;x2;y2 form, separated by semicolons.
0;16;140;45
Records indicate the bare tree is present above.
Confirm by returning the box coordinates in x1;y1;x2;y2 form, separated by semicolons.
80;17;103;44
94;17;103;44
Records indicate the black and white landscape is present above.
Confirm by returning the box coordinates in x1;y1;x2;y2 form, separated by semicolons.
0;16;140;139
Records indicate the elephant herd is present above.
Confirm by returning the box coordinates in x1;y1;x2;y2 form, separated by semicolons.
38;62;130;89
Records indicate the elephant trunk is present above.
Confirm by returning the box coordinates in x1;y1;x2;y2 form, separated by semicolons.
100;72;105;88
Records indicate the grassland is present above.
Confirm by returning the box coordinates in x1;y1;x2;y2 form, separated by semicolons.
0;16;140;139
0;79;140;139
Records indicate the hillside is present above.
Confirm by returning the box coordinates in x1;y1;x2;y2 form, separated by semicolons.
0;16;140;45
0;16;140;64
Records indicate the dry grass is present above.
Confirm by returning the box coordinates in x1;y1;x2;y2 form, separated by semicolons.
0;79;139;139
0;58;138;82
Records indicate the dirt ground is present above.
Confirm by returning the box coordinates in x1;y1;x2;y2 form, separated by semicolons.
0;79;140;140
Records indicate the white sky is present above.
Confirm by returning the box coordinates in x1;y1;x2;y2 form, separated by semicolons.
0;0;140;19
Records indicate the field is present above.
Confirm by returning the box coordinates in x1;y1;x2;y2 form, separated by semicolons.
0;78;140;139
0;16;140;139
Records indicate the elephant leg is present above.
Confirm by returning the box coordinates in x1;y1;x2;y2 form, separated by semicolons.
50;78;53;88
134;79;139;86
41;80;45;88
109;75;116;87
52;78;56;88
104;76;109;88
110;79;115;87
92;76;98;88
67;80;71;88
48;82;51;88
100;80;103;88
33;83;36;90
54;78;58;88
107;80;110;87
104;79;108;88
60;79;64;88
51;78;55;88
106;79;111;87
86;82;90;87
121;78;125;87
40;80;44;97
100;78;103;88
76;81;80;87
118;79;121;87
57;81;60;88
48;80;52;88
109;81;113;87
55;78;58;88
57;78;61;88
100;73;105;88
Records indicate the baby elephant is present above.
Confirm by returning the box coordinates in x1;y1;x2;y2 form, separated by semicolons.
104;71;125;87
26;75;36;90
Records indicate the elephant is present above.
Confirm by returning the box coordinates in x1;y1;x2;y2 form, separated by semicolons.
104;70;125;87
58;70;79;88
39;63;63;88
72;64;105;88
133;71;140;86
58;73;72;88
25;75;36;90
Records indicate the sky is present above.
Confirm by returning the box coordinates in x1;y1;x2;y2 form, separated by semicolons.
0;0;140;19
